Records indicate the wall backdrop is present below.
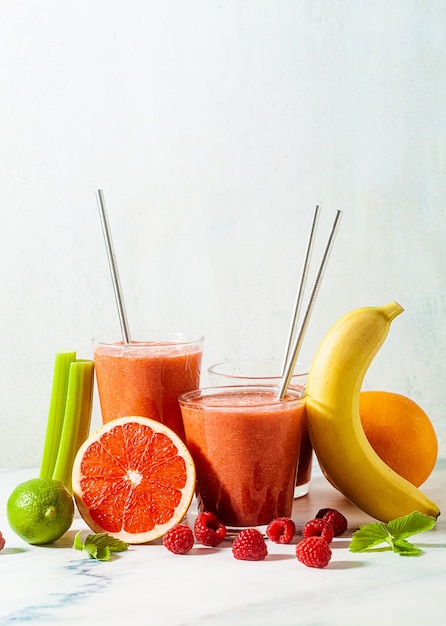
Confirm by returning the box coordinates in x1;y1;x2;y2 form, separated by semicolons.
1;0;445;467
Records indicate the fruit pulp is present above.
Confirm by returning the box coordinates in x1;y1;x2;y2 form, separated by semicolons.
94;339;203;441
180;387;305;527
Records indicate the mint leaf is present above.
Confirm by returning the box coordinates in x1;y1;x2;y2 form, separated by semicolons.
392;538;421;556
387;511;436;539
73;532;128;561
93;545;111;561
349;512;436;557
73;531;85;552
84;541;99;560
349;522;390;552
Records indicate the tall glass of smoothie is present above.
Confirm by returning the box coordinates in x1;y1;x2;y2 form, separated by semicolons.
208;358;312;498
93;332;204;441
179;385;305;529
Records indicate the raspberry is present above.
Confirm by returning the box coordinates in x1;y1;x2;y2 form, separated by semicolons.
163;524;194;554
315;508;348;536
296;536;332;568
0;531;4;551
232;528;268;561
315;507;331;519
194;511;227;547
266;517;296;544
302;518;334;543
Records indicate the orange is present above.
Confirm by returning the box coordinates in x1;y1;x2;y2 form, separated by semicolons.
359;391;438;487
72;416;196;543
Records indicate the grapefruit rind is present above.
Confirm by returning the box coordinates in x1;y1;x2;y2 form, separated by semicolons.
72;416;196;544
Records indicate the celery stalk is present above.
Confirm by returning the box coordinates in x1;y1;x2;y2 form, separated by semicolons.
40;351;77;479
52;360;94;492
75;361;95;453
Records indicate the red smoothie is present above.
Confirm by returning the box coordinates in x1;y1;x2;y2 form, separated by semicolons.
179;386;305;527
207;359;313;496
295;407;312;489
93;334;203;441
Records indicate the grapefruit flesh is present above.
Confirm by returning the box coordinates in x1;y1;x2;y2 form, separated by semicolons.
72;416;196;543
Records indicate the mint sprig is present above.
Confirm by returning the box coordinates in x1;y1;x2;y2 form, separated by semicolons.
74;531;128;561
349;511;436;556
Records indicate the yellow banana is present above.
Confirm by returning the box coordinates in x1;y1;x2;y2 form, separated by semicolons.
306;301;440;522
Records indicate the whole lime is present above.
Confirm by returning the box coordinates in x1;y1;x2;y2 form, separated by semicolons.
7;477;74;545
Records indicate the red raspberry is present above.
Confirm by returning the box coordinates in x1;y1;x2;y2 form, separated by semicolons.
163;524;194;554
303;518;334;543
296;536;332;568
194;511;227;547
315;507;331;518
266;517;296;544
315;508;348;536
0;531;4;551
232;528;268;561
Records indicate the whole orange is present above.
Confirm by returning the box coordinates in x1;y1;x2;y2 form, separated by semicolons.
359;391;438;487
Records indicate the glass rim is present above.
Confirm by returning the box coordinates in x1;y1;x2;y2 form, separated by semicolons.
207;358;310;381
179;384;305;410
92;331;204;347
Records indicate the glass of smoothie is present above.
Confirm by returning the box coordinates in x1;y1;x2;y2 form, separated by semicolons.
93;332;204;441
179;385;305;529
208;358;312;498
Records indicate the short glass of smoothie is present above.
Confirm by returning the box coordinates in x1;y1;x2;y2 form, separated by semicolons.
207;358;312;498
93;332;204;441
179;385;305;529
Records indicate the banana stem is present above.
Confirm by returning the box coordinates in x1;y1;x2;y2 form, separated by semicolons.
382;301;405;321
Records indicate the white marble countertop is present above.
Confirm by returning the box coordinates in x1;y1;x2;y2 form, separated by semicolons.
1;461;445;626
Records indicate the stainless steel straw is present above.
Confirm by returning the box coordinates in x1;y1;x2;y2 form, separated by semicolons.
277;209;343;399
280;205;320;377
96;189;132;344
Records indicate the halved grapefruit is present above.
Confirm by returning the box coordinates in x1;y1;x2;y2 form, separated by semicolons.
72;416;196;543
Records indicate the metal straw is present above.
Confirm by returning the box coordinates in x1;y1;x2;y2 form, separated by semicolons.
96;189;132;344
280;205;320;377
277;209;343;399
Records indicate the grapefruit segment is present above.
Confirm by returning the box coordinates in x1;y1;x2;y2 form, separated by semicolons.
72;416;196;543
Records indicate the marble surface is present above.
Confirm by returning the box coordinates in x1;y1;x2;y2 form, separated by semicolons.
1;461;445;626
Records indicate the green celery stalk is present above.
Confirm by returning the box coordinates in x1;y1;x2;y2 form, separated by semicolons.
75;361;95;453
40;351;77;479
52;359;94;492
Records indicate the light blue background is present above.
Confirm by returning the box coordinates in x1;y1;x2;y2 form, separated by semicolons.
1;0;444;467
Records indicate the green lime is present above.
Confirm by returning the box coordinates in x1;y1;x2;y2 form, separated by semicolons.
7;477;74;545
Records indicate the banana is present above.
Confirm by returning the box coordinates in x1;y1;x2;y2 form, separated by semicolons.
306;301;440;522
